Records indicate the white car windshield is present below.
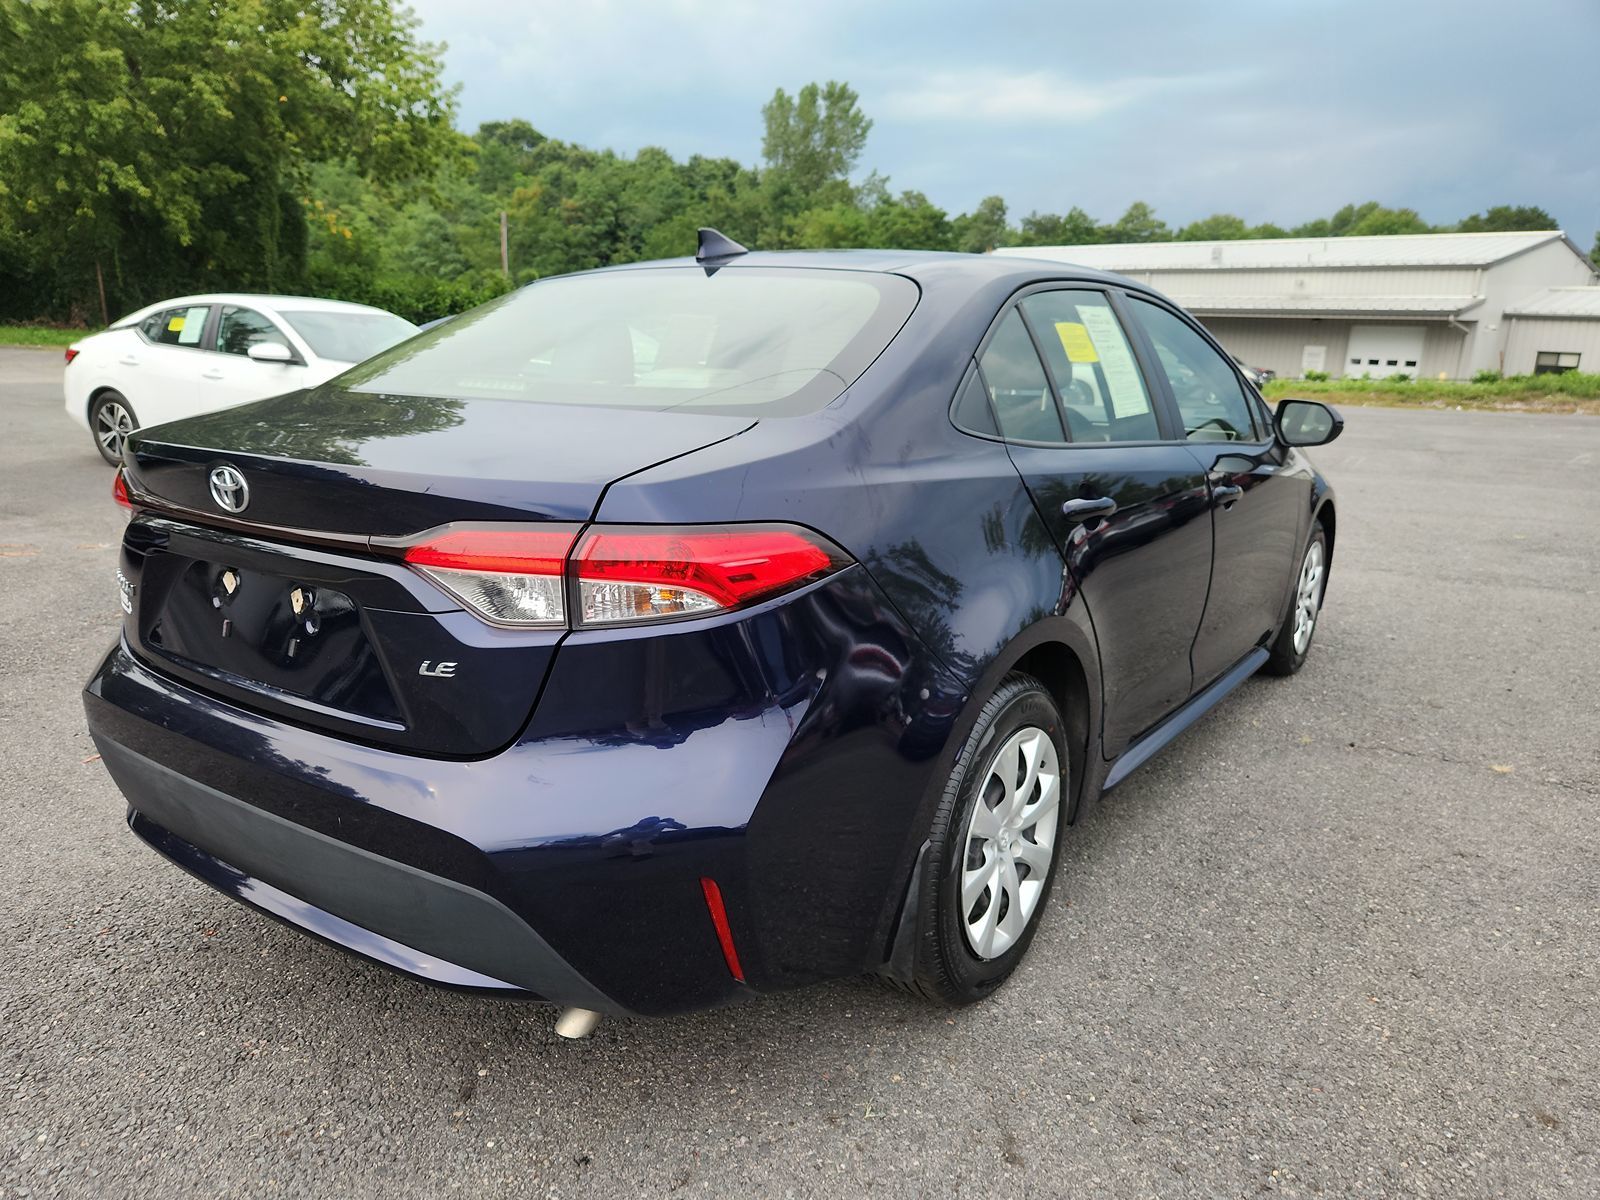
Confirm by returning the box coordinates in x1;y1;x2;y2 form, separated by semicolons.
280;311;419;363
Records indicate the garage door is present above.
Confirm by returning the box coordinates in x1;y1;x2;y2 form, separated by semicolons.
1344;325;1424;378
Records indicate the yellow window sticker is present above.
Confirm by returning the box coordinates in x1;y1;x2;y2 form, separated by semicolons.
167;316;185;332
1054;321;1099;364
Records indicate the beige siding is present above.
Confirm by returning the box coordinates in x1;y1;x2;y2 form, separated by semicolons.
1471;242;1600;374
1200;317;1351;380
1420;324;1470;379
1503;317;1600;376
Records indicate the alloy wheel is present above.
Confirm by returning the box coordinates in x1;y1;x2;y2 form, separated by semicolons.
959;725;1062;960
95;400;135;461
1292;540;1325;655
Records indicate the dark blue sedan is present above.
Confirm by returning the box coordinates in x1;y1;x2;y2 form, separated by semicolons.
86;233;1341;1033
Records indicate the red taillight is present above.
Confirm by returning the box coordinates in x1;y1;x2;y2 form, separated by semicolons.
401;525;578;627
699;877;746;983
397;522;849;629
573;524;845;625
64;346;80;365
112;469;133;510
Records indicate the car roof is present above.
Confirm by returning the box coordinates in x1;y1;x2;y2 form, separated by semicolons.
112;293;399;327
591;249;1141;292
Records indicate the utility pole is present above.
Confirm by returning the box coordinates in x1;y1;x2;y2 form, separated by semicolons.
95;261;109;328
499;211;509;279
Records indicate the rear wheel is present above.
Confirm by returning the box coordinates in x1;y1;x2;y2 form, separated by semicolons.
90;391;138;466
906;674;1068;1004
1266;525;1328;676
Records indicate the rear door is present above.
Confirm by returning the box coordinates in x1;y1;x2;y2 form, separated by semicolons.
128;304;215;427
981;289;1214;755
1123;296;1307;689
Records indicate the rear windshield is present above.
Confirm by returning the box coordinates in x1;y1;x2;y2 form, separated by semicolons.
281;310;418;363
341;267;919;416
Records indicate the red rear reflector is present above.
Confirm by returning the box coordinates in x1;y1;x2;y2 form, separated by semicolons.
112;470;133;510
699;876;746;983
64;347;80;365
402;527;575;575
574;525;844;624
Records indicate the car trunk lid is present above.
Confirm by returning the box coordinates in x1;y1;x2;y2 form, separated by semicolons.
118;387;754;756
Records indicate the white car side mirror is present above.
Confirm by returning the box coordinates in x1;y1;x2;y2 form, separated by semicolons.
247;342;295;364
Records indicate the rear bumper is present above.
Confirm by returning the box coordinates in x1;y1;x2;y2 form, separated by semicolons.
105;739;616;1009
84;565;970;1017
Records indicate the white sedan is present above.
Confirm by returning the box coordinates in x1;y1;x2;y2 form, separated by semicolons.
64;293;419;464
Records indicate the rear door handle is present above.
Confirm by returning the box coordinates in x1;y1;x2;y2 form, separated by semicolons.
118;357;139;367
1212;484;1244;508
1061;496;1117;522
201;370;225;380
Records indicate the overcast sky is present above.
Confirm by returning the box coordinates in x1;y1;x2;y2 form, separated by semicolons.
406;0;1600;244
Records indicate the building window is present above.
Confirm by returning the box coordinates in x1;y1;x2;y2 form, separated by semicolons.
1534;351;1581;375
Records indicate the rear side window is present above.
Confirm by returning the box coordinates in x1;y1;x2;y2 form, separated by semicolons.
215;306;293;356
1129;299;1259;442
952;369;998;436
343;267;918;416
144;305;210;348
1021;291;1159;442
979;310;1062;443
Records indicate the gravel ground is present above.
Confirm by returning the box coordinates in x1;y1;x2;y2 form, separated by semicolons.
3;346;1598;1198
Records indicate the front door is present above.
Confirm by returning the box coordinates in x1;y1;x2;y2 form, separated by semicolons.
977;294;1214;755
1123;296;1309;689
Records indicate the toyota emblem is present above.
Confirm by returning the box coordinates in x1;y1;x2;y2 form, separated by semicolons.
208;464;249;513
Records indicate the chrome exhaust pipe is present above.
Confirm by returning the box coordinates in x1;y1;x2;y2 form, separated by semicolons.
554;1007;602;1040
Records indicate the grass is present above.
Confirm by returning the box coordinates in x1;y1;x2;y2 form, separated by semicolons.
0;324;94;348
1264;371;1600;415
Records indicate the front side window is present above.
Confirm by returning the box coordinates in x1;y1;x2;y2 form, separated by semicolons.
1534;351;1580;375
1129;299;1258;442
343;268;917;415
146;305;210;348
978;310;1061;443
216;306;293;357
1021;291;1159;442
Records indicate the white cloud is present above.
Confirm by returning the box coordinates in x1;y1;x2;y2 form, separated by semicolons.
875;67;1248;125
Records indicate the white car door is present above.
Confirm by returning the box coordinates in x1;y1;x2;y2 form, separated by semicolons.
204;304;311;408
125;304;216;427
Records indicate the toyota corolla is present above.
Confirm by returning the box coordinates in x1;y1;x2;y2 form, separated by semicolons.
84;233;1341;1033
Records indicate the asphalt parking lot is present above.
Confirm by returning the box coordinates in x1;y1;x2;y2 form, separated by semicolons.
4;344;1598;1198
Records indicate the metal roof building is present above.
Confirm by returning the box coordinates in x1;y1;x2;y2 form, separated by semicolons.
996;231;1598;380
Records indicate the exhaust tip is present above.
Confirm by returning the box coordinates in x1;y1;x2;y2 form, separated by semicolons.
554;1007;602;1040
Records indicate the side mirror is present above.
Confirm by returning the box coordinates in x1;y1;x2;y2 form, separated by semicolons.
246;341;295;364
1274;398;1343;447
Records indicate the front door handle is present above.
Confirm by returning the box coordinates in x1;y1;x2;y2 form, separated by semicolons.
1062;496;1117;522
1212;484;1244;508
118;357;139;367
201;370;225;380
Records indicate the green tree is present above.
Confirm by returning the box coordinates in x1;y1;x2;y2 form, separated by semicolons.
1105;201;1170;243
1177;213;1251;241
0;0;454;321
952;194;1009;254
1013;207;1099;246
760;81;872;202
1457;205;1558;232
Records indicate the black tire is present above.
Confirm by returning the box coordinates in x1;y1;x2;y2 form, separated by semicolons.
1265;524;1329;676
905;673;1069;1005
89;390;138;466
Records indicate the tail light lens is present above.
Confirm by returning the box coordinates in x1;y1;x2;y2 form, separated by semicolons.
397;523;849;628
403;526;577;627
64;347;80;365
112;469;134;510
574;525;848;626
